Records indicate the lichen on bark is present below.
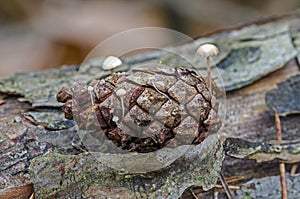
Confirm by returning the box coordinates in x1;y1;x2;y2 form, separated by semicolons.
30;134;224;199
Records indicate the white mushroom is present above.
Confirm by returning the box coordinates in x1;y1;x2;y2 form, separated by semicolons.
112;116;119;123
87;86;94;105
102;56;122;73
196;44;219;95
116;88;126;97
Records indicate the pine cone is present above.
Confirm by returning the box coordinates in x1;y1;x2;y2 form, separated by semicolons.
57;67;221;153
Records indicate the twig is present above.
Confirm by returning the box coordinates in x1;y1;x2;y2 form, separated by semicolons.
71;142;87;152
219;173;234;199
291;164;298;175
279;163;288;199
58;155;78;177
193;175;242;196
274;108;282;142
65;155;77;169
222;175;245;184
190;188;199;199
214;184;240;190
274;107;288;199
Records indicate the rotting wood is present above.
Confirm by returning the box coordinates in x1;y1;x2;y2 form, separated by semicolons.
0;183;34;199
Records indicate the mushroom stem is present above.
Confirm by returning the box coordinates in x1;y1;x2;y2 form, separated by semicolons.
89;94;94;105
120;97;125;117
88;86;94;106
116;89;127;118
206;57;212;95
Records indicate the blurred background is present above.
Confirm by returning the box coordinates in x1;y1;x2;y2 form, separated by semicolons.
0;0;299;77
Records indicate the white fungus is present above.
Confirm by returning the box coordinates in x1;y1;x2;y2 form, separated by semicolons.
112;116;119;122
102;56;122;71
116;89;127;96
196;43;219;95
87;86;94;92
196;44;219;57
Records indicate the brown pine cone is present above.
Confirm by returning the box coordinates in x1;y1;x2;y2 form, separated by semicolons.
57;67;221;153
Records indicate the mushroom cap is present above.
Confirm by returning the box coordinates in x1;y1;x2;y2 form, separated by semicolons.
196;44;219;57
87;86;94;92
116;88;126;96
102;56;122;70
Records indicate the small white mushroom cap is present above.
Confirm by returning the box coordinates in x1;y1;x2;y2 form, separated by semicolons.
116;88;126;96
87;86;94;92
197;44;219;57
112;116;119;122
102;56;122;70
